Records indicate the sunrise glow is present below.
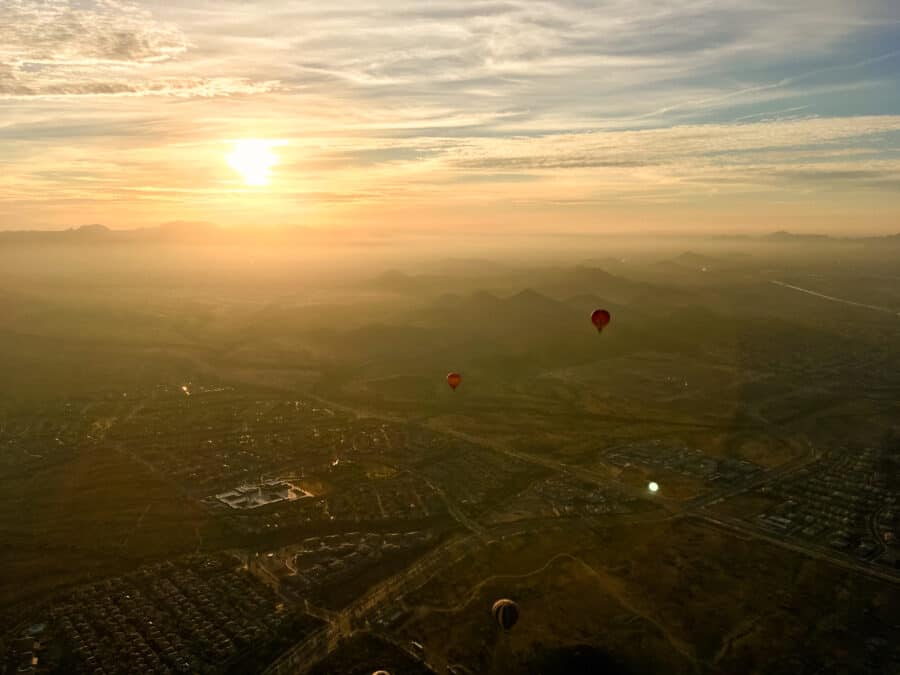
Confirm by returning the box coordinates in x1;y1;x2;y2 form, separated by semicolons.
226;140;283;187
2;1;899;232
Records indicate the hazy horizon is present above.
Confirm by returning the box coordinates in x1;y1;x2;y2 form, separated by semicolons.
5;220;899;237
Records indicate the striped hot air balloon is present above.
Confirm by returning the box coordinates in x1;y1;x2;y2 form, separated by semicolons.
492;598;519;631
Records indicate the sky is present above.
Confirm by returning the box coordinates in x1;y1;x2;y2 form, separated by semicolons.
1;0;900;234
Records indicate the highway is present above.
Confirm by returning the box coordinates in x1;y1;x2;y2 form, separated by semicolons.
413;471;491;542
308;392;682;514
682;438;820;512
692;512;900;585
770;280;900;317
422;419;683;515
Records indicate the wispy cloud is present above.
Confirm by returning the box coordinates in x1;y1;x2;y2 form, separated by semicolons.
0;0;280;98
0;77;281;100
1;0;186;64
451;117;900;170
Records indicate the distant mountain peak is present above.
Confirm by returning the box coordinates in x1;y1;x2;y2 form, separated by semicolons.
509;287;545;301
767;230;829;241
468;289;501;304
67;223;112;239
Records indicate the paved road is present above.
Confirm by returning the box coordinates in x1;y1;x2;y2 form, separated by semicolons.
413;471;491;542
309;392;681;515
693;513;900;585
422;419;682;516
770;280;900;317
684;438;819;512
263;533;476;674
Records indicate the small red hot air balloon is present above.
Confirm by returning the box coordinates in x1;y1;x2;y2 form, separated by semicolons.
590;309;611;333
446;372;462;391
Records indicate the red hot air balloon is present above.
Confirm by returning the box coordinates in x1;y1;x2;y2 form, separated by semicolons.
447;372;462;391
590;309;611;333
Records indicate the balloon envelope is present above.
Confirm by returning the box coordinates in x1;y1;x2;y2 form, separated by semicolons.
492;598;520;631
591;309;611;332
447;372;462;390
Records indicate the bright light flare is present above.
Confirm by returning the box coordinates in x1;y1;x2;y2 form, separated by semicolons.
648;481;659;493
226;139;284;186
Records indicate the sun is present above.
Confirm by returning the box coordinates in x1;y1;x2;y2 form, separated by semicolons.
226;139;283;186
